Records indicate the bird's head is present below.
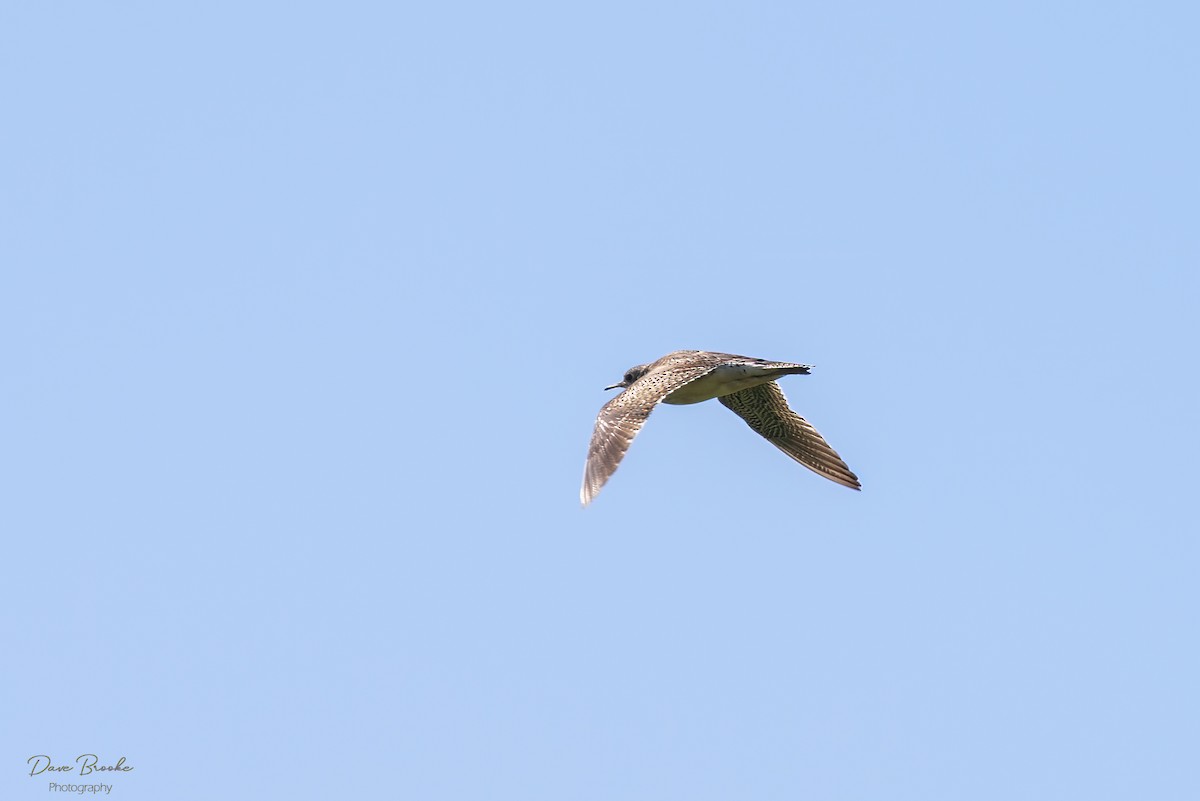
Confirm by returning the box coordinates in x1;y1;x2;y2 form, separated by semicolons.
605;363;651;391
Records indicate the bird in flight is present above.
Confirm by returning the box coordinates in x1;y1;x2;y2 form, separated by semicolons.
581;350;860;506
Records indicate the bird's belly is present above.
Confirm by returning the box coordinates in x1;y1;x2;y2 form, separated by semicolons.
662;366;778;405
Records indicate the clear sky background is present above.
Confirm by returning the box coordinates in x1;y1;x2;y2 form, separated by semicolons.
3;1;1197;799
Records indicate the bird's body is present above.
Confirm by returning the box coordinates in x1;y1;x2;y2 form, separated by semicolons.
581;350;860;506
659;360;813;404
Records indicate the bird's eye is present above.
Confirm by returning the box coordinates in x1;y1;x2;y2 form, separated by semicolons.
625;371;637;383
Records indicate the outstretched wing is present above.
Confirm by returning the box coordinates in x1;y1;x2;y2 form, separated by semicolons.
581;365;719;506
719;381;861;490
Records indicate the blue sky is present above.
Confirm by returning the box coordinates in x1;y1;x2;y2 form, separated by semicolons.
3;1;1197;799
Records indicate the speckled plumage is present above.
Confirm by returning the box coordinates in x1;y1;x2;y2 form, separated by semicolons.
581;350;860;506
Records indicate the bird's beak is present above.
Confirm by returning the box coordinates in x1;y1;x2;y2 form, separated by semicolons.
604;382;625;391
